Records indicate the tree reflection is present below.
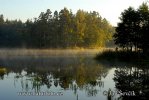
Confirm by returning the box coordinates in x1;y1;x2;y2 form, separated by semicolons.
113;67;149;100
0;56;110;97
17;64;107;95
0;68;7;80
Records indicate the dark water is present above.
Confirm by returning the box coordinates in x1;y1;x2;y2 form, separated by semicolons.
0;50;149;100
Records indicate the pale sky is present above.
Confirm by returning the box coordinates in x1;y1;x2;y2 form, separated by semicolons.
0;0;145;26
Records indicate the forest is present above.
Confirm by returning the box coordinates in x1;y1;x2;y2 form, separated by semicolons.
0;8;114;48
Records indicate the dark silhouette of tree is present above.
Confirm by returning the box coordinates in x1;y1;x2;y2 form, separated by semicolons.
114;3;149;53
0;15;4;24
0;19;25;47
114;7;140;51
138;3;149;53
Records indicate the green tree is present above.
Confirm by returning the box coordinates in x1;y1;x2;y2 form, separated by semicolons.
84;11;113;47
31;9;53;48
0;8;114;48
59;8;74;47
74;10;86;47
52;10;60;47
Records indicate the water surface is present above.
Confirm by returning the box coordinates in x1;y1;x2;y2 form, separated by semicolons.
0;49;148;100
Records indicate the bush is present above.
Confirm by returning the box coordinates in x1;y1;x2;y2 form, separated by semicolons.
95;50;148;62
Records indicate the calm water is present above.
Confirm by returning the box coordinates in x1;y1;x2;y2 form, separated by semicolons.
0;49;149;100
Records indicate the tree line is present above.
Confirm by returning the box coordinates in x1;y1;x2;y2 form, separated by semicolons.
0;8;114;48
114;3;149;53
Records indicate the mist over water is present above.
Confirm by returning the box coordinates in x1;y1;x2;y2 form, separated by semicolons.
0;49;148;100
0;49;100;57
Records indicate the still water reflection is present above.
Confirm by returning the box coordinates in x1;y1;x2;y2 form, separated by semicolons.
0;50;148;100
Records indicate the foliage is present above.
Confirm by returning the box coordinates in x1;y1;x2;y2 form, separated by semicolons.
0;8;114;48
114;2;149;53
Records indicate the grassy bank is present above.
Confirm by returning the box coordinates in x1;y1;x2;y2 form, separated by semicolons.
95;50;149;63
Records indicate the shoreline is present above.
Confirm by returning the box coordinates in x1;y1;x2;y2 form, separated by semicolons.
95;50;149;64
0;48;110;57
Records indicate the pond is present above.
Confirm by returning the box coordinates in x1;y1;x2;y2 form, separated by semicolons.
0;49;148;100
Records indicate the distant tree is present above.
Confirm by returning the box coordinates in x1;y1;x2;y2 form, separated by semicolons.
84;11;100;47
0;16;25;47
24;19;34;47
84;11;114;48
0;8;114;48
59;8;74;47
31;9;53;48
0;15;4;24
74;10;86;47
52;10;60;47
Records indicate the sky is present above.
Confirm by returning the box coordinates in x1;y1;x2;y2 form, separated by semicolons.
0;0;146;26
